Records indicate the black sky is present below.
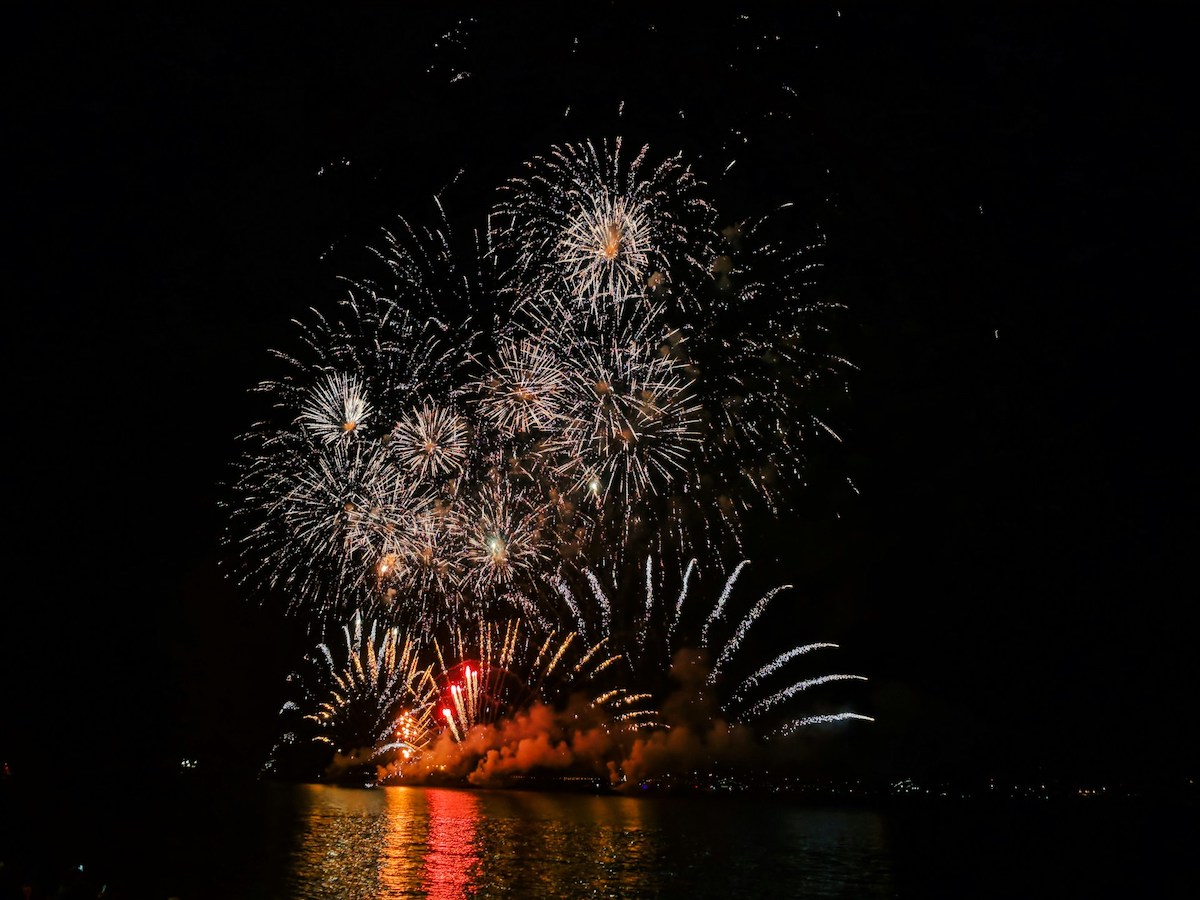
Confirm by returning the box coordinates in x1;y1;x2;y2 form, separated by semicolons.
5;4;1195;784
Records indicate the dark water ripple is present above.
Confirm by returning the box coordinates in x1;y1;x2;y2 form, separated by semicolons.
2;779;1194;899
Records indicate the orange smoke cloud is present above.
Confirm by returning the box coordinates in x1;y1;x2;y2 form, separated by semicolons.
375;646;786;789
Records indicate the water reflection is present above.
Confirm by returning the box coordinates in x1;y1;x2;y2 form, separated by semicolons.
420;789;481;900
283;785;894;898
378;787;427;896
288;785;482;898
289;784;392;897
471;791;652;896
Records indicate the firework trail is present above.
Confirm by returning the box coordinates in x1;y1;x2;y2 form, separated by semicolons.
269;610;439;781
228;136;865;784
428;616;657;740
544;558;872;739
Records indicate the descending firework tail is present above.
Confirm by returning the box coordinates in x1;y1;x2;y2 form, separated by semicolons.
546;558;872;738
686;204;856;517
271;610;438;780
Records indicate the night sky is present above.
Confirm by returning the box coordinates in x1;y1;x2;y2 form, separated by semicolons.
6;4;1195;786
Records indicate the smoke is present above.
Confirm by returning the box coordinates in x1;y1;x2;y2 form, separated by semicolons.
373;646;786;789
618;647;762;787
377;693;625;787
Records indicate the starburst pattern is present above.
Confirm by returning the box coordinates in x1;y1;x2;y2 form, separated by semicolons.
493;137;719;317
389;402;470;479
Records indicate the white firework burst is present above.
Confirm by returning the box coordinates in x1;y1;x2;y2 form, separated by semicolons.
556;190;653;302
473;335;570;437
555;321;703;505
493;136;719;318
389;401;470;480
298;371;373;443
461;473;553;590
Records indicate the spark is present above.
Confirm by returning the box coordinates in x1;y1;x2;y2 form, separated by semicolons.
492;137;719;318
389;402;469;479
430;617;654;740
299;372;372;443
271;613;437;779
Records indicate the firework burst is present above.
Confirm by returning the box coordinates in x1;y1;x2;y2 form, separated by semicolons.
298;371;373;443
557;320;703;505
223;288;486;625
388;401;470;480
270;610;438;782
227;138;853;622
471;334;571;438
459;470;555;591
231;132;868;786
686;204;855;516
492;137;719;318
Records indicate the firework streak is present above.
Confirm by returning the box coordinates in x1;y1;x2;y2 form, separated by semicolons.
231;137;870;784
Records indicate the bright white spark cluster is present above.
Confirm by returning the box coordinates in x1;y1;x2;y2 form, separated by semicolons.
493;137;719;315
226;138;850;626
228;135;868;780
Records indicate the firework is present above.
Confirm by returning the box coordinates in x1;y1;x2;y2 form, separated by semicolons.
684;204;855;517
223;289;486;625
430;616;656;739
299;371;373;443
561;327;702;502
270;610;439;782
471;334;571;438
229;136;865;783
492;137;719;318
388;401;470;480
381;498;468;603
462;294;710;577
228;435;432;622
459;470;555;590
544;558;872;739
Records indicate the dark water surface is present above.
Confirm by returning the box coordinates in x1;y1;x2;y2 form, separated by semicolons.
1;779;1193;899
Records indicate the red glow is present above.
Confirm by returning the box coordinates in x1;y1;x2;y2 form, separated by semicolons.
422;788;481;899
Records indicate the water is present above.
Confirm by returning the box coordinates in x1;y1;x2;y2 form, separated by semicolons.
1;779;1193;899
